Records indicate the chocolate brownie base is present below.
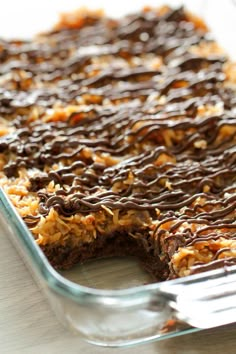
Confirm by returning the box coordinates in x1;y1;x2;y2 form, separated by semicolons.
42;232;169;281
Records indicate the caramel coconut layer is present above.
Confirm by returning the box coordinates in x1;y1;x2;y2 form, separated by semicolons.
0;6;236;278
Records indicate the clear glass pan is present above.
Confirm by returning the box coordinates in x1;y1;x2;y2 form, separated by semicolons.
1;0;236;348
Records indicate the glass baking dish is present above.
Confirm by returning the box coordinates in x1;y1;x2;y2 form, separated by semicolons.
1;0;236;348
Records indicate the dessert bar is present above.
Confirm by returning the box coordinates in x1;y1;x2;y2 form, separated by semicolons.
0;6;235;280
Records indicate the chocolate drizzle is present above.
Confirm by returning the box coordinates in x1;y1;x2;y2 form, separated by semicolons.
0;6;236;275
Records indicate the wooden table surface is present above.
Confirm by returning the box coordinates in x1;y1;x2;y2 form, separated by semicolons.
1;231;236;354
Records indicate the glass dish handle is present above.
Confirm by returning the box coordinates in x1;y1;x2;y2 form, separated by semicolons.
158;265;236;329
